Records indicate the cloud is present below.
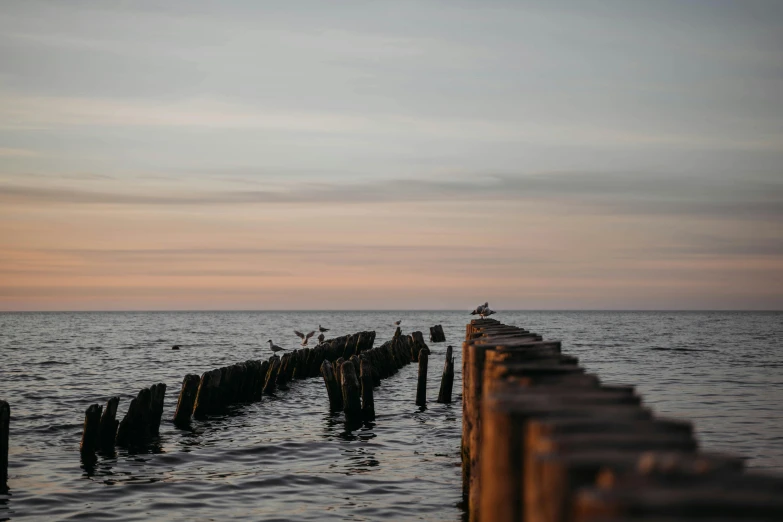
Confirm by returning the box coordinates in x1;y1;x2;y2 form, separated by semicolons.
0;147;38;157
2;171;781;221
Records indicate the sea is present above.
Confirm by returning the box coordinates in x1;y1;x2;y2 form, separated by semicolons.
0;311;781;521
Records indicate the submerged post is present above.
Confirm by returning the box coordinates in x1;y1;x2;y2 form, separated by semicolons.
174;374;200;427
98;396;120;449
1;400;9;487
80;404;102;454
360;358;375;421
264;356;281;395
321;360;343;411
341;361;362;421
416;348;429;407
437;345;454;403
149;383;166;436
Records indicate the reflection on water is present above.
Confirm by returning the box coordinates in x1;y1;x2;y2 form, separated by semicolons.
0;311;781;520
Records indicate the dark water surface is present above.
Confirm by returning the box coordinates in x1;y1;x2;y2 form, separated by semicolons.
0;311;781;521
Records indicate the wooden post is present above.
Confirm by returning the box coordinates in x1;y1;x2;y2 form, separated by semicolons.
254;361;269;400
174;374;200;427
277;353;292;390
116;387;152;447
335;357;345;386
437;345;454;403
321;360;343;411
264;356;281;395
80;404;102;454
349;354;361;380
340;360;362;421
149;383;166;436
194;369;222;418
416;347;429;407
1;400;9;488
98;396;120;448
360;358;375;421
430;325;446;342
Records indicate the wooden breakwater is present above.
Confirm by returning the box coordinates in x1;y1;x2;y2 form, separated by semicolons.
320;331;422;422
464;318;783;522
2;327;453;486
74;331;377;457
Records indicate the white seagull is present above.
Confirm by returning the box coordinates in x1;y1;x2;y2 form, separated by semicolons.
295;330;316;346
318;325;329;333
267;339;285;353
480;308;496;318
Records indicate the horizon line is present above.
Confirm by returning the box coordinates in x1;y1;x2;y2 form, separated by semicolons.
1;309;780;314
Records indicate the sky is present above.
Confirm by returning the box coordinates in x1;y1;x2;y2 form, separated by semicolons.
0;0;782;311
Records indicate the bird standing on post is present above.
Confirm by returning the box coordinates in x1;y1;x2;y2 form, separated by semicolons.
470;302;488;316
319;325;329;333
267;340;285;353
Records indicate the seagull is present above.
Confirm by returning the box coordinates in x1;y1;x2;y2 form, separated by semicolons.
470;302;489;315
318;332;325;343
318;325;329;333
481;308;496;318
295;330;316;346
267;339;285;353
393;320;402;326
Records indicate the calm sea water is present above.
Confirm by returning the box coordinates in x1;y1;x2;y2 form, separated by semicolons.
0;311;781;521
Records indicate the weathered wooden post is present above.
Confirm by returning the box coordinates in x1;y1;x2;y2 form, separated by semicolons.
321;360;343;411
335;357;345;386
411;331;428;361
277;353;292;390
80;404;102;454
264;356;281;395
149;383;166;435
174;374;200;427
98;396;120;448
116;387;152;447
349;354;361;379
194;369;221;418
416;347;429;407
341;360;362;421
437;345;454;403
430;325;446;342
360;358;375;421
1;400;9;488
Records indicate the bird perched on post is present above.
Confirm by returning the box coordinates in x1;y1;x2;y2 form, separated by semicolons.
267;340;284;353
319;325;329;333
470;302;489;316
481;308;496;318
295;330;316;346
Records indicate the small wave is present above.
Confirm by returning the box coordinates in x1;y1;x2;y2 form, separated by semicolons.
649;347;718;353
38;360;70;366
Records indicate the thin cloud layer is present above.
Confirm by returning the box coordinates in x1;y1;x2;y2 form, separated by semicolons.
0;1;782;310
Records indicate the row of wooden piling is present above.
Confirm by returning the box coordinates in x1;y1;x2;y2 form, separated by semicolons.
172;330;378;426
80;383;167;455
77;331;378;456
321;330;420;421
320;328;457;420
463;318;783;522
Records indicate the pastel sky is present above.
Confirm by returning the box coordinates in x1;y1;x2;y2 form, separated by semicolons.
1;0;782;311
